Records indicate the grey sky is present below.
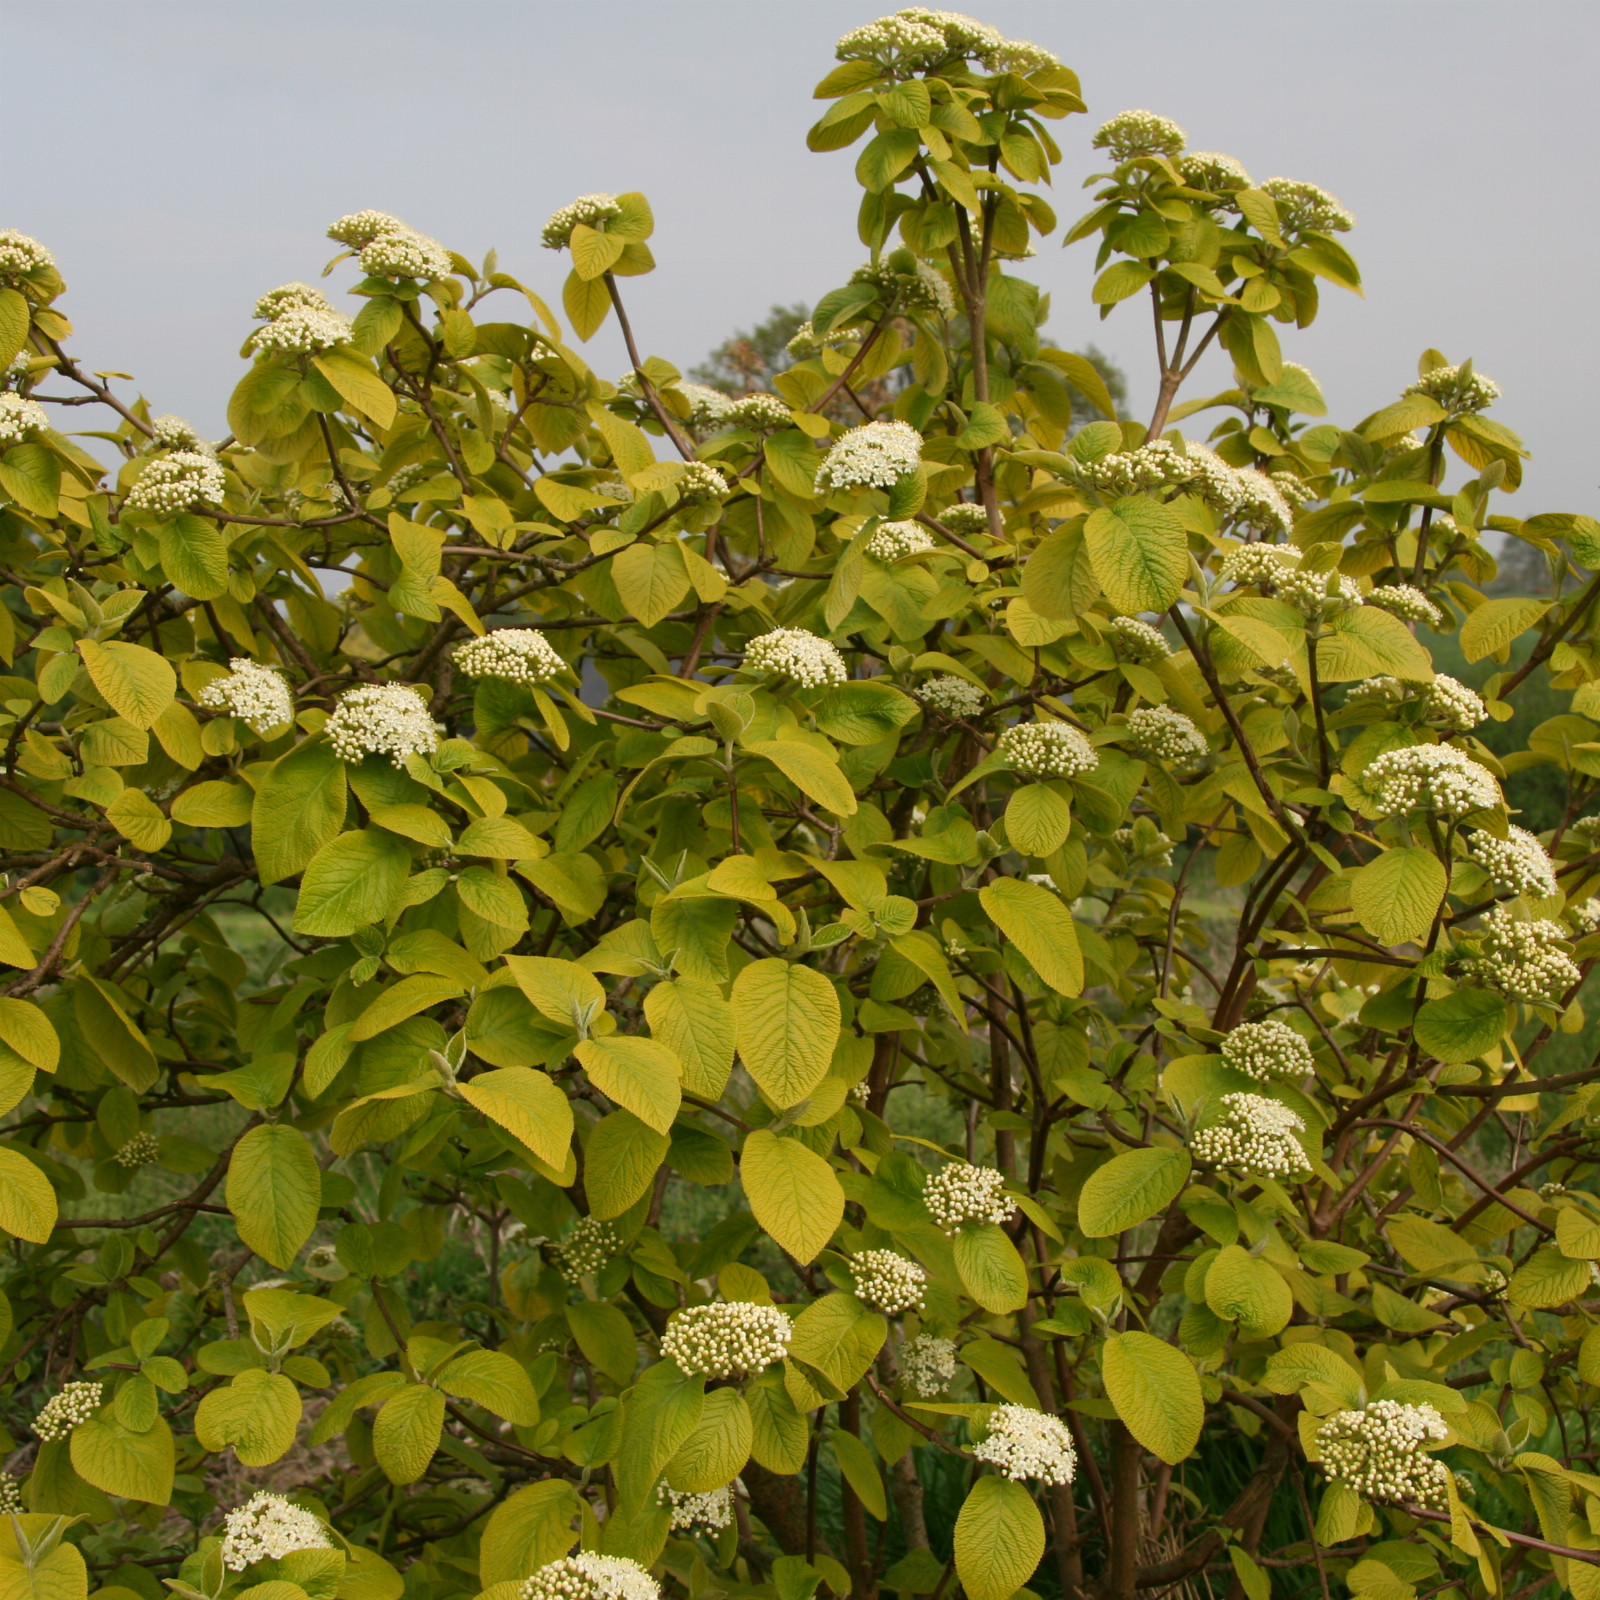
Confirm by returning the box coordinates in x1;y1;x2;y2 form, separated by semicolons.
6;0;1597;518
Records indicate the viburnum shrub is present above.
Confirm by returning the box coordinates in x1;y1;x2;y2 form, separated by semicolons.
1;10;1599;1600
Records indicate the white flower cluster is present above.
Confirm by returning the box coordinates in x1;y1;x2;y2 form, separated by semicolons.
677;462;730;503
1123;706;1207;766
1348;676;1407;708
249;298;354;355
901;1333;957;1397
1261;178;1355;234
1181;447;1249;518
149;414;201;451
661;1303;791;1379
220;1492;333;1571
0;392;47;443
924;1162;1014;1234
113;1131;161;1169
198;660;294;733
1220;1018;1314;1081
254;281;334;320
1569;898;1600;935
786;319;867;359
851;1250;927;1315
1470;827;1557;900
454;628;566;686
1365;744;1500;820
659;1483;733;1533
917;674;987;719
744;628;847;688
724;393;793;431
837;10;985;65
33;1381;103;1441
993;37;1060;72
1178;152;1253;193
1465;908;1580;1005
1105;617;1170;662
1077;439;1195;497
1405;363;1500;415
973;1404;1078;1486
542;194;623;250
1273;565;1364;620
325;683;439;768
361;228;451;283
125;450;226;515
1220;542;1299;589
0;230;54;279
997;721;1098;779
556;1216;620;1282
0;1474;21;1516
867;520;936;561
1365;585;1443;628
1192;1093;1309;1177
1420;675;1486;731
520;1555;660;1600
327;211;406;248
1316;1402;1451;1509
1093;109;1187;162
939;503;990;535
1233;469;1295;536
675;383;732;432
1573;816;1600;845
1271;467;1315;507
815;420;923;493
851;260;956;320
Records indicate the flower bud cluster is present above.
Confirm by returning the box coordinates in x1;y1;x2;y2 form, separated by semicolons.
1465;907;1579;1004
1192;1093;1309;1177
1233;469;1295;536
328;211;405;249
1105;617;1170;661
454;628;566;686
126;450;226;515
1112;826;1175;866
1261;178;1355;234
1273;566;1363;620
325;683;439;768
1365;585;1442;628
1423;675;1485;731
851;1250;927;1315
851;260;955;320
1178;152;1252;193
867;520;936;561
744;629;847;688
361;228;451;283
785;320;867;359
1093;109;1187;162
660;1302;792;1379
253;282;335;320
221;1492;333;1570
676;383;733;433
901;1333;957;1397
998;721;1098;778
113;1131;161;1169
1122;706;1207;766
677;462;730;503
1470;825;1557;900
542;195;623;250
1271;466;1315;506
1316;1402;1451;1509
1077;439;1195;497
815;421;923;493
995;37;1060;72
0;230;54;280
938;503;990;535
1220;1018;1314;1081
924;1162;1014;1234
249;301;354;355
521;1555;660;1600
972;1404;1078;1486
1365;744;1500;819
150;414;203;451
0;1474;21;1516
0;393;47;443
1405;363;1500;415
34;1381;102;1440
723;393;792;432
556;1216;620;1283
199;659;295;733
917;674;987;719
1220;542;1299;588
659;1483;733;1532
1569;898;1600;935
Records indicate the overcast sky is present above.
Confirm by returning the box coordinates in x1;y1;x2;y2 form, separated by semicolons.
7;1;1597;515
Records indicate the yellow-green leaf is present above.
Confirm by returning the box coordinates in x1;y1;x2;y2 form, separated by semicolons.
979;878;1083;996
1350;847;1446;946
954;1476;1044;1600
731;959;839;1108
77;639;175;730
740;1130;844;1264
1102;1331;1202;1464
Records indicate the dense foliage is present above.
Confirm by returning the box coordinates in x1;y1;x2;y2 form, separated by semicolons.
0;11;1598;1600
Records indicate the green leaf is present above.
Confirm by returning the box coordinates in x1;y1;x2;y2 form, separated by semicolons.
815;682;919;746
643;979;735;1100
1092;261;1156;306
69;1412;174;1505
436;1348;541;1424
158;516;229;601
563;271;611;342
1004;783;1071;857
292;827;410;937
373;1384;445;1484
747;1377;810;1473
979;878;1083;997
1414;988;1509;1063
613;541;690;628
505;955;606;1027
104;789;171;853
1102;1331;1203;1464
1460;597;1550;663
479;1483;580;1587
72;978;156;1093
1078;1147;1190;1238
76;639;175;730
1509;1247;1593;1310
616;1362;705;1514
732;959;839;1109
194;1368;301;1466
1350;848;1445;946
746;739;858;818
953;1224;1029;1312
1261;1343;1363;1406
1204;1245;1293;1339
566;1301;638;1387
575;1036;681;1135
312;348;397;427
349;975;464;1043
172;779;254;829
0;290;28;370
665;1386;753;1492
789;1293;885;1391
252;739;347;886
740;1130;844;1264
458;1067;573;1171
1318;606;1436;683
832;1428;887;1520
227;1125;320;1269
1084;498;1187;616
954;1476;1044;1600
569;225;627;282
0;443;60;517
585;1110;670;1219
